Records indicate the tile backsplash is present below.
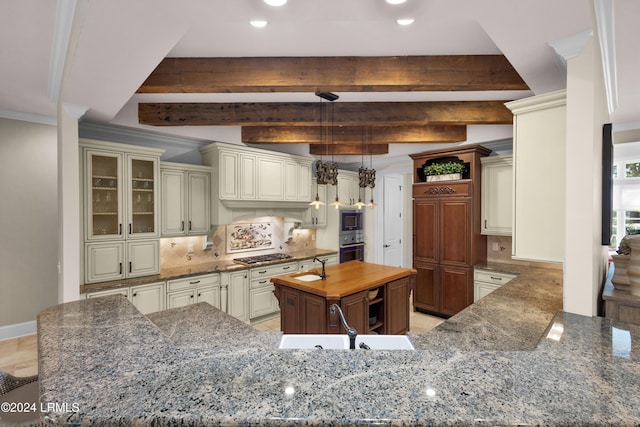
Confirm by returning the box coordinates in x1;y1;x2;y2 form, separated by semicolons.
160;216;316;269
486;235;562;270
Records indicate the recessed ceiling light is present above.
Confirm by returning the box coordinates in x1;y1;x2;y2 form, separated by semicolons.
397;18;414;26
250;20;268;28
264;0;287;5
386;0;407;4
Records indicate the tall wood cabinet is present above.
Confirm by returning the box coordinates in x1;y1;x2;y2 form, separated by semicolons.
410;145;490;317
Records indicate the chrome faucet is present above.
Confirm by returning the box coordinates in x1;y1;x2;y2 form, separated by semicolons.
313;257;327;280
329;304;357;350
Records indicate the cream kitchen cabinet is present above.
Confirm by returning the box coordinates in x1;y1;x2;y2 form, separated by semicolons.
250;262;298;321
85;281;165;314
285;159;312;201
224;270;250;323
82;140;162;241
481;155;513;236
303;179;328;228
84;240;160;283
473;268;516;302
166;273;222;310
298;254;339;271
200;142;314;225
81;140;163;285
257;156;285;200
160;162;211;236
130;282;166;314
337;170;361;206
505;91;566;263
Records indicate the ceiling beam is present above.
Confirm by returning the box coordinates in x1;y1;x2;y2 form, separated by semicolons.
137;55;528;93
138;101;513;127
241;125;467;144
309;144;389;156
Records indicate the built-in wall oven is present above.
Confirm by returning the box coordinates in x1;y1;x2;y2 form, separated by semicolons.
339;210;365;263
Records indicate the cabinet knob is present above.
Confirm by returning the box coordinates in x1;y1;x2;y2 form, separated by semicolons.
132;293;137;297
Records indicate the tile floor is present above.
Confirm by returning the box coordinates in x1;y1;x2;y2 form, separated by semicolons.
0;308;443;377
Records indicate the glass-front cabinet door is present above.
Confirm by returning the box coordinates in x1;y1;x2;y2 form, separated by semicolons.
127;154;158;239
85;150;123;240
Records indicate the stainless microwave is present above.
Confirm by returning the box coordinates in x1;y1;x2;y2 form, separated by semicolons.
340;210;363;232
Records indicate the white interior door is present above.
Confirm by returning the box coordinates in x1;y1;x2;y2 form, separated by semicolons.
383;175;403;267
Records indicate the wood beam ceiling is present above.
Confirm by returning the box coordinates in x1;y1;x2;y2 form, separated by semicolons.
136;55;525;154
137;55;528;93
241;125;466;144
308;144;389;155
138;101;513;127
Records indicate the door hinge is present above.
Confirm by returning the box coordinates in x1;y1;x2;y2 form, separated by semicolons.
399;239;402;244
399;185;402;191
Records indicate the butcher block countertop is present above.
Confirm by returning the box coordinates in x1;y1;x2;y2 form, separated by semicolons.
270;260;416;299
37;262;640;426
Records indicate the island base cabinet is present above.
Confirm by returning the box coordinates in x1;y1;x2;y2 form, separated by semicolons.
279;288;327;334
274;276;410;335
337;291;368;336
385;278;410;335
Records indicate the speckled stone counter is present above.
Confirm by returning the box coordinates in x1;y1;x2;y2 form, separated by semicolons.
80;248;337;293
38;264;640;426
410;263;564;351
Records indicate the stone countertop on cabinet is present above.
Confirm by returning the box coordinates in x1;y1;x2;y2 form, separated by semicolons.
39;263;640;426
80;248;338;293
410;262;564;351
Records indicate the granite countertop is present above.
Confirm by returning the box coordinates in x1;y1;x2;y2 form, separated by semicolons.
80;248;338;293
38;262;640;426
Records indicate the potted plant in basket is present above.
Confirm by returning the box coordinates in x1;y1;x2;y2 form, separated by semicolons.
424;162;466;182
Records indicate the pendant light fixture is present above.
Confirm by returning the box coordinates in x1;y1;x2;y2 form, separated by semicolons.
309;97;325;210
320;94;343;209
354;126;367;209
367;126;377;209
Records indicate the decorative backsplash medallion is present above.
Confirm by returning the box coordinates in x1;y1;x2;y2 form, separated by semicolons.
226;222;275;253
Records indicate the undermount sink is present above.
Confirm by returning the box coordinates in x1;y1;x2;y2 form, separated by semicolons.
279;334;348;349
292;274;323;282
278;334;415;350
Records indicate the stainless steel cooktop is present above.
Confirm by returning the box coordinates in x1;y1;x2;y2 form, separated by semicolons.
232;253;293;265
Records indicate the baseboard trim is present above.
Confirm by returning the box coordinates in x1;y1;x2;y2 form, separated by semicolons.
0;320;37;341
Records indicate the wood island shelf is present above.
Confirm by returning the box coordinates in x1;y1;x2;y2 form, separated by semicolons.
270;261;417;335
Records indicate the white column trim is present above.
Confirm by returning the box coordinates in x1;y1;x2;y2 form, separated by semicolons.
48;0;78;103
593;0;618;114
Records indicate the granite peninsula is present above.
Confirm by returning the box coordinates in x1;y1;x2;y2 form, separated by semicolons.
37;263;640;426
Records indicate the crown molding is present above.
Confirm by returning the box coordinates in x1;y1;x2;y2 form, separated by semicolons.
0;109;57;126
62;103;88;119
78;122;209;150
505;89;567;115
593;0;618;114
548;30;593;80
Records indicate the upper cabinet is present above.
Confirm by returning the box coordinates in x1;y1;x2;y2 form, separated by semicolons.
337;171;361;206
82;140;162;241
506;90;566;263
160;162;211;237
200;142;314;225
81;139;164;284
481;155;513;236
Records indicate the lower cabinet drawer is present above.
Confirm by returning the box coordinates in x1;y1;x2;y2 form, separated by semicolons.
167;273;220;293
250;262;297;279
473;268;517;302
473;269;517;285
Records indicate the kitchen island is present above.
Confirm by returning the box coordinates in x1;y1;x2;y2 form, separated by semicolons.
37;264;640;426
271;261;416;335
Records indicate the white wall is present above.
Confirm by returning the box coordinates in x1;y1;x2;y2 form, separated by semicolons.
563;31;610;316
0;118;59;328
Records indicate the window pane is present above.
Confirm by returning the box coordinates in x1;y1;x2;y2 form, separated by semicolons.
625;162;640;178
613;164;618;179
625;210;640;235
